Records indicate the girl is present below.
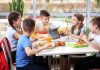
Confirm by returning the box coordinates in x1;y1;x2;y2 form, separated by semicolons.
64;14;85;39
7;11;22;63
74;17;100;70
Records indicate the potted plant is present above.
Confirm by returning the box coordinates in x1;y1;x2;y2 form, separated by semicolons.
9;0;24;17
95;0;100;12
84;27;90;36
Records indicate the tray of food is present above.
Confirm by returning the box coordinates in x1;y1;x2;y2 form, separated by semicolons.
67;39;88;48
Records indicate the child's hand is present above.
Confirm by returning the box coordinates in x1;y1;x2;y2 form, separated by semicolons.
44;43;52;48
78;32;84;39
33;43;39;49
62;28;70;35
65;30;71;35
81;34;88;43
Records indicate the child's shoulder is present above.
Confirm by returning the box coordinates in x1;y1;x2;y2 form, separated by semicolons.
19;35;30;41
18;35;31;47
7;27;16;36
7;27;14;30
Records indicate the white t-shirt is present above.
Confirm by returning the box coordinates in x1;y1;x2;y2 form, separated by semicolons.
35;21;44;32
35;21;58;32
92;34;100;46
91;34;100;56
6;27;17;51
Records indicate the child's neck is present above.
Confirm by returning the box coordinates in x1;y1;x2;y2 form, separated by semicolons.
23;32;30;37
42;23;47;26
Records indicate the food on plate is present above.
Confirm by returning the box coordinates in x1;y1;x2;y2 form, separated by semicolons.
60;41;65;46
55;41;65;46
72;39;87;47
37;35;46;40
39;43;45;46
77;39;85;44
36;34;52;41
55;41;61;46
48;43;54;47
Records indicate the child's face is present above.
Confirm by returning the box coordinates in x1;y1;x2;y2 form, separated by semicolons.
41;16;50;25
89;23;98;34
71;16;80;26
14;16;22;27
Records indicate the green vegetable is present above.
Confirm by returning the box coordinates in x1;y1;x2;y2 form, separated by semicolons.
39;44;44;46
84;27;90;36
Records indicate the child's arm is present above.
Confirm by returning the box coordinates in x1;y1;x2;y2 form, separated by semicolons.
30;38;38;43
88;38;94;41
14;32;21;40
14;25;23;40
25;43;52;56
82;34;100;51
69;33;80;39
85;40;100;51
62;29;80;39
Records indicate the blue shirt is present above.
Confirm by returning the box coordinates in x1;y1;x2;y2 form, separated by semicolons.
16;35;33;67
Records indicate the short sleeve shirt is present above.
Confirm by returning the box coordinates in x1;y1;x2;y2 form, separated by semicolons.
6;27;17;51
16;35;33;67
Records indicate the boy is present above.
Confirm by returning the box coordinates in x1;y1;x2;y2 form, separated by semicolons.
74;17;100;70
16;18;51;70
35;10;57;34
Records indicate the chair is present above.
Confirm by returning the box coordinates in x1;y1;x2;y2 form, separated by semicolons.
0;39;9;70
0;37;16;70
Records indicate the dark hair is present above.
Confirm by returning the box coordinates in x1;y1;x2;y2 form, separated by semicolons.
23;18;35;33
8;11;20;29
91;17;100;30
40;10;50;17
74;14;84;21
71;14;84;35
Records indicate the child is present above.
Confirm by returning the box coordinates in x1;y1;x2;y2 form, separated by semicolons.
35;10;57;34
16;18;51;70
64;14;85;39
30;10;51;41
74;17;100;70
7;11;22;63
59;14;85;70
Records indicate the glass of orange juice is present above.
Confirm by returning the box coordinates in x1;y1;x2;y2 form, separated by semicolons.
30;33;36;38
46;35;52;43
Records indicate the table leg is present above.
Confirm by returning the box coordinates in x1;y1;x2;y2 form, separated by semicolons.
60;55;70;70
46;56;52;70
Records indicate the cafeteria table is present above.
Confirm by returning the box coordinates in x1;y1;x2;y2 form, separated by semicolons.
36;42;99;70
